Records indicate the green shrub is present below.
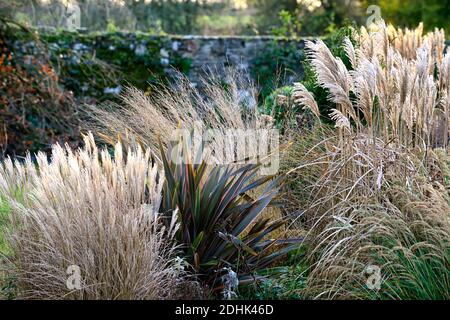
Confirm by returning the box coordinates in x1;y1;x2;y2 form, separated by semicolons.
251;40;304;102
260;86;297;130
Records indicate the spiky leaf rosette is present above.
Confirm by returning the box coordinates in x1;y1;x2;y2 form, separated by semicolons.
159;136;298;291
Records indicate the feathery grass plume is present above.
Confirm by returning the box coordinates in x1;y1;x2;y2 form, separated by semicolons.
349;56;377;128
438;53;450;149
386;23;425;60
292;82;321;120
360;22;446;74
329;109;351;133
304;40;358;126
0;134;196;299
343;37;358;70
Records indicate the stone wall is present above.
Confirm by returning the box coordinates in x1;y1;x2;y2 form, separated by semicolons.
13;32;306;100
161;36;306;87
11;32;450;99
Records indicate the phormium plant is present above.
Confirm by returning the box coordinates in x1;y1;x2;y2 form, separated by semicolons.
159;136;299;293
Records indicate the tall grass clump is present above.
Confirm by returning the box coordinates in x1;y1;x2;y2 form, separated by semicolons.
287;21;450;299
0;134;193;300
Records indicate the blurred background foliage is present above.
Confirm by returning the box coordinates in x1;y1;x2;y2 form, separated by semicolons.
361;0;450;35
0;0;448;36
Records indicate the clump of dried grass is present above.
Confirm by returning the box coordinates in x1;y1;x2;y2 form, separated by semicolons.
296;137;450;299
86;70;268;160
286;21;450;299
0;134;196;300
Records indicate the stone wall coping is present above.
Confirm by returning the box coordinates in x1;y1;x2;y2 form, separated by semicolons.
37;28;315;42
